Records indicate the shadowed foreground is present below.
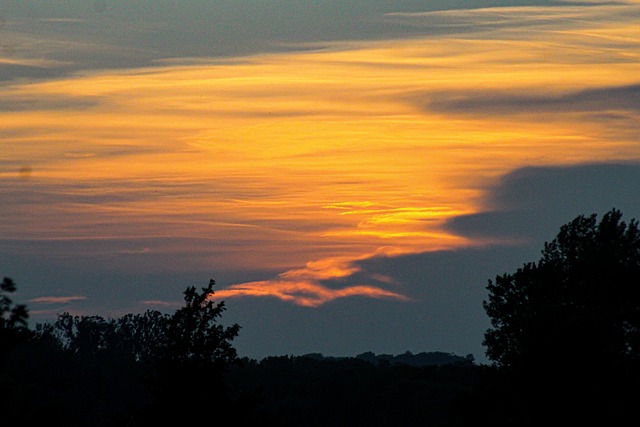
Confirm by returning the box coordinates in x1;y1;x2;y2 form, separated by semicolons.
3;209;640;425
1;277;482;426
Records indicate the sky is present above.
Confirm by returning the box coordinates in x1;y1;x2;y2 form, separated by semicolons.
1;0;639;364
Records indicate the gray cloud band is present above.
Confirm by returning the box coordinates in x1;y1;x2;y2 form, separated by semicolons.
419;84;640;116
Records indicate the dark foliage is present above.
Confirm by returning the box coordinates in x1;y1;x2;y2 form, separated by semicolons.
0;279;244;425
481;208;640;424
354;350;475;367
227;354;483;427
1;277;31;370
143;279;243;424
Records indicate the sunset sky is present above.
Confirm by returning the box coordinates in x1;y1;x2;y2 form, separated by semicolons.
2;0;639;363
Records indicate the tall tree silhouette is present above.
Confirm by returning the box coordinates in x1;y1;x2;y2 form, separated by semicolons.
144;279;242;423
482;208;640;424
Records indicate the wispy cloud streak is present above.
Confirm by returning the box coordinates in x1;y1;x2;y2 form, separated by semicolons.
422;83;640;116
213;252;410;307
29;295;87;304
213;280;409;307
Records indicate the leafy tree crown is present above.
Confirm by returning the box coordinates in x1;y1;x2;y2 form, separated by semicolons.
483;208;640;369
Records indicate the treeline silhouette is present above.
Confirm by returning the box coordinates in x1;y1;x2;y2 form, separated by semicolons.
307;350;475;366
2;208;640;425
1;277;483;425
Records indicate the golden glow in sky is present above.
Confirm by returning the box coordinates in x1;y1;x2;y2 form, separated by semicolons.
1;1;639;309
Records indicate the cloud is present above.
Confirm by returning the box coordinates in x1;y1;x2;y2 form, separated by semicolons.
213;280;409;308
419;83;640;117
383;1;637;32
0;93;99;112
445;162;640;242
215;251;411;307
140;300;181;309
29;295;87;304
4;0;621;83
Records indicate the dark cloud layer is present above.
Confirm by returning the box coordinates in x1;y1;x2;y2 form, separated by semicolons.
0;0;559;82
417;83;640;117
385;0;637;34
446;162;640;241
0;62;60;82
0;94;99;112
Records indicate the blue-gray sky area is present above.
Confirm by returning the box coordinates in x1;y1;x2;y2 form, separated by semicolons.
1;0;639;364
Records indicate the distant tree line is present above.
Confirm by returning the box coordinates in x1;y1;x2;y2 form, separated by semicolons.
353;350;474;367
2;208;639;425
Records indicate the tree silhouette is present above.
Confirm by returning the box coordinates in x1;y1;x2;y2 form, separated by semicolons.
140;279;243;423
482;208;640;424
0;277;30;369
32;279;240;365
0;277;28;329
161;279;240;366
1;278;245;424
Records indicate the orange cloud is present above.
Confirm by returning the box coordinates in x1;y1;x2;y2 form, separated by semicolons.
213;251;410;306
213;280;409;307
